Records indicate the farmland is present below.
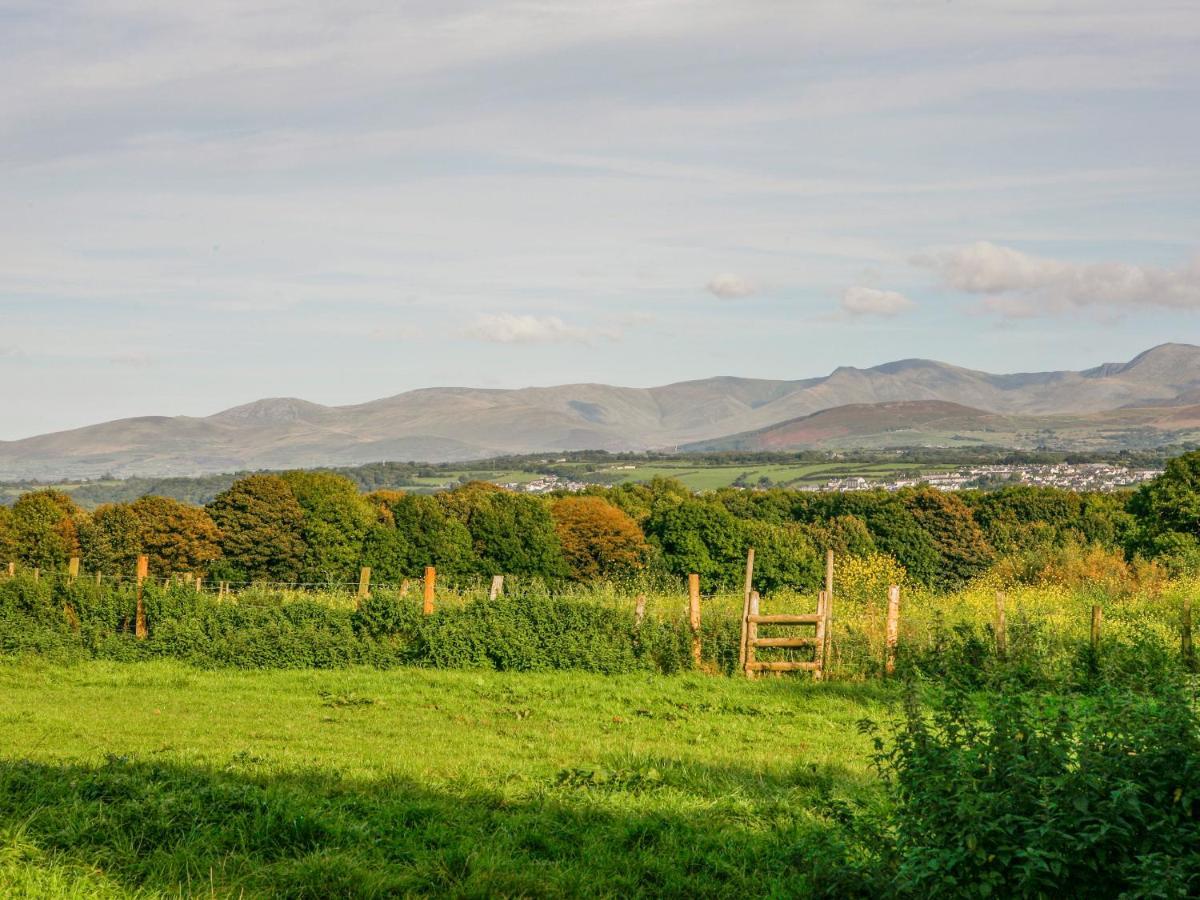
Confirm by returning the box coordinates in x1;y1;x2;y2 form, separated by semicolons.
0;660;887;897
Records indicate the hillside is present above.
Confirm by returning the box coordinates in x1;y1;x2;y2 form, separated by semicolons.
2;343;1199;478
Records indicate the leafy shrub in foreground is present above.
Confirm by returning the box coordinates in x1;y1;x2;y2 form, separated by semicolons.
866;681;1200;898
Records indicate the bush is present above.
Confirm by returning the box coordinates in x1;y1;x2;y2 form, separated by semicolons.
867;681;1200;897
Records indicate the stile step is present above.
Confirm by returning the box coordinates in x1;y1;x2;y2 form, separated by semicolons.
750;636;819;648
747;613;821;625
748;660;821;672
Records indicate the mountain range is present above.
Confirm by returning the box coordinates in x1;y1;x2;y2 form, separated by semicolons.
4;343;1200;479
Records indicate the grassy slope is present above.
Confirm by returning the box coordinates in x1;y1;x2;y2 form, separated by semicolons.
0;660;890;898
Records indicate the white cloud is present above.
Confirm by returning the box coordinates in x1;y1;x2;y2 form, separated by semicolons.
916;241;1200;316
707;273;756;300
464;313;594;344
841;285;915;317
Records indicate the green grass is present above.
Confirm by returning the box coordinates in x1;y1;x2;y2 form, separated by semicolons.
0;659;891;898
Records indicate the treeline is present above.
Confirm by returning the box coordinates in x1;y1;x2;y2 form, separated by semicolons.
2;452;1199;590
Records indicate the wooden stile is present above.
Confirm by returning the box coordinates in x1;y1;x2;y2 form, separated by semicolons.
135;555;149;640
885;584;900;677
688;573;701;667
740;588;827;680
489;575;504;600
995;591;1008;658
357;567;372;601
423;566;436;615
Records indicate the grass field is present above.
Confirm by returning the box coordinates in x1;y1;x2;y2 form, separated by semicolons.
0;660;891;898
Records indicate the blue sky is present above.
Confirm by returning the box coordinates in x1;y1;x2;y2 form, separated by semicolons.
2;0;1199;439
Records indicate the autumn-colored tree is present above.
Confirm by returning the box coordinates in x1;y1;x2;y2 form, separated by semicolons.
79;503;142;575
551;495;649;580
9;489;84;570
364;490;407;525
128;496;222;576
206;475;306;582
279;471;376;581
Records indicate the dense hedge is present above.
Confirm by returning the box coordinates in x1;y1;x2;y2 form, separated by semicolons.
0;574;726;675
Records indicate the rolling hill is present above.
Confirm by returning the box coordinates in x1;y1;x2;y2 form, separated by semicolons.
3;343;1200;479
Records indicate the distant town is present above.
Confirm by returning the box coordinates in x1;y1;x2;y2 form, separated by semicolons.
503;462;1163;495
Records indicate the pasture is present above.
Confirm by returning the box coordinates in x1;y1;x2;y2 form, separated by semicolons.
0;660;888;898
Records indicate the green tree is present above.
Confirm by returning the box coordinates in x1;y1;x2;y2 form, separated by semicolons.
10;489;83;571
739;519;822;593
129;496;222;576
79;503;142;575
206;475;306;582
440;483;567;577
279;471;376;582
362;494;477;582
1128;451;1200;568
903;488;994;590
645;497;744;586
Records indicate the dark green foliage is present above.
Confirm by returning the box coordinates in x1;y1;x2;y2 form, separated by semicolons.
738;519;822;593
206;475;306;582
0;574;708;674
415;595;644;673
868;681;1200;897
1128;450;1200;569
279;471;376;582
78;503;141;574
902;489;994;590
645;497;744;586
441;484;567;577
363;494;477;582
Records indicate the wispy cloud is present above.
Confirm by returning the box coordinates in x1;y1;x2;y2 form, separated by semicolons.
706;273;756;300
915;242;1200;317
840;285;915;317
464;313;601;344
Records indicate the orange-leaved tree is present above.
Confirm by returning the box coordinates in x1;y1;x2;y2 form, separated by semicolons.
551;495;649;580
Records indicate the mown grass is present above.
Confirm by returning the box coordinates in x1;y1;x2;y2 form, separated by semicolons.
0;659;892;898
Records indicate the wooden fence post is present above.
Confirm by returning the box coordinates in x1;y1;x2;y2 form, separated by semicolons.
688;573;701;667
738;548;755;672
135;555;149;639
33;568;40;582
68;557;80;580
822;549;834;672
219;580;229;600
995;591;1008;659
423;566;436;615
5;562;13;577
885;585;900;677
357;567;372;602
813;591;827;682
1090;604;1102;656
194;575;202;592
95;572;102;585
1182;598;1195;672
745;591;760;679
634;594;647;628
489;575;504;600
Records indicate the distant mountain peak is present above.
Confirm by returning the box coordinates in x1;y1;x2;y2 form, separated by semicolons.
210;398;330;425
